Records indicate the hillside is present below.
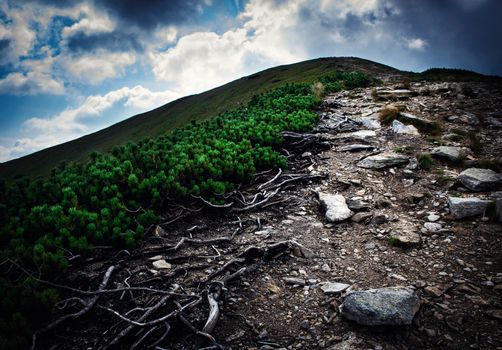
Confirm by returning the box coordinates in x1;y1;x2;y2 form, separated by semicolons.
0;57;402;180
1;57;501;349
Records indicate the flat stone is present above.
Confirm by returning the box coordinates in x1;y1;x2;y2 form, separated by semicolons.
389;229;421;246
318;192;353;222
427;214;441;222
346;198;371;210
320;282;351;294
152;259;172;269
336;130;377;140
392;120;420;135
458;168;502;192
399;112;434;127
351;212;373;223
448;196;492;219
424;222;442;232
337;144;375;152
357;152;411;169
359;115;382;129
431;146;464;162
284;277;306;286
340;287;420;326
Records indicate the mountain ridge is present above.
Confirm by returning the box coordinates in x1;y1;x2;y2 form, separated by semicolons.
1;56;499;180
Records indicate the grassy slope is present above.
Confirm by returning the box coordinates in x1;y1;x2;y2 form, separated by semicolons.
2;56;498;180
0;57;400;180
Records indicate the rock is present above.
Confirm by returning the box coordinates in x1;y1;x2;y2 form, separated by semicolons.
336;130;377;141
346;198;370;210
318;193;353;222
340;287;420;326
389;227;421;246
399;112;434;128
357;152;411;169
378;89;415;99
284;277;306;286
458;168;502;191
460;112;480;125
431;146;464;162
359;115;382;129
351;212;373;223
328;332;363;350
427;214;440;222
152;259;172;269
337;144;375;152
448;196;491;219
424;222;442;232
320;282;351;294
392;120;420;135
496;199;502;223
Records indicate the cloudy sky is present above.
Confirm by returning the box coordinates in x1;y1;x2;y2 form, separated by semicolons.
0;0;500;162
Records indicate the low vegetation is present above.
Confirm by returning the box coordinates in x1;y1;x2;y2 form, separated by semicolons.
417;153;434;170
0;71;375;348
378;106;401;125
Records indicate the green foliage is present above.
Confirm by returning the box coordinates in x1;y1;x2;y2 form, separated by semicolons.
418;153;434;170
0;70;374;348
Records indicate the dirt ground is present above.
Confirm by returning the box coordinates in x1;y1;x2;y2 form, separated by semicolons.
39;80;502;350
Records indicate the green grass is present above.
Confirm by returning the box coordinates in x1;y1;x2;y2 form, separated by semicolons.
0;57;396;181
418;153;434;170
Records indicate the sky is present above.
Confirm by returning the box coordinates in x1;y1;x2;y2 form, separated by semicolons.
0;0;501;162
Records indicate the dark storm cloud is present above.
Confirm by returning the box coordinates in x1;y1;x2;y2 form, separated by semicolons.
389;0;502;74
96;0;208;30
66;32;142;52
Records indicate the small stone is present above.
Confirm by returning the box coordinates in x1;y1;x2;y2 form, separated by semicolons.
318;192;353;222
357;152;411;169
152;259;172;269
320;282;351;294
321;264;331;272
448;196;491;219
351;212;373;223
339;287;420;326
392;119;420;135
424;222;442;232
389;229;421;246
431;146;464;163
427;214;441;222
284;277;306;286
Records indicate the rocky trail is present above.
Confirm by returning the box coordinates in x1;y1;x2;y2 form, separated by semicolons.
38;80;502;349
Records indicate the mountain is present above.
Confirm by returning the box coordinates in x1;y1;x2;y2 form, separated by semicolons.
0;57;498;180
0;57;402;180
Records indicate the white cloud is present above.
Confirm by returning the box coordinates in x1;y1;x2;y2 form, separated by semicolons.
0;52;65;94
62;51;137;85
0;84;181;161
24;84;179;139
407;37;427;51
62;4;114;37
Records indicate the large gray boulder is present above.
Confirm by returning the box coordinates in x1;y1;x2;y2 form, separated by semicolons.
448;196;492;219
392;120;420;135
431;146;464;163
318;193;353;222
357;152;411;169
458;168;502;191
340;287;420;326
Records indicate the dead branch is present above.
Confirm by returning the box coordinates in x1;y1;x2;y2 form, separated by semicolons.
257;168;282;190
191;195;234;208
107;285;180;348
